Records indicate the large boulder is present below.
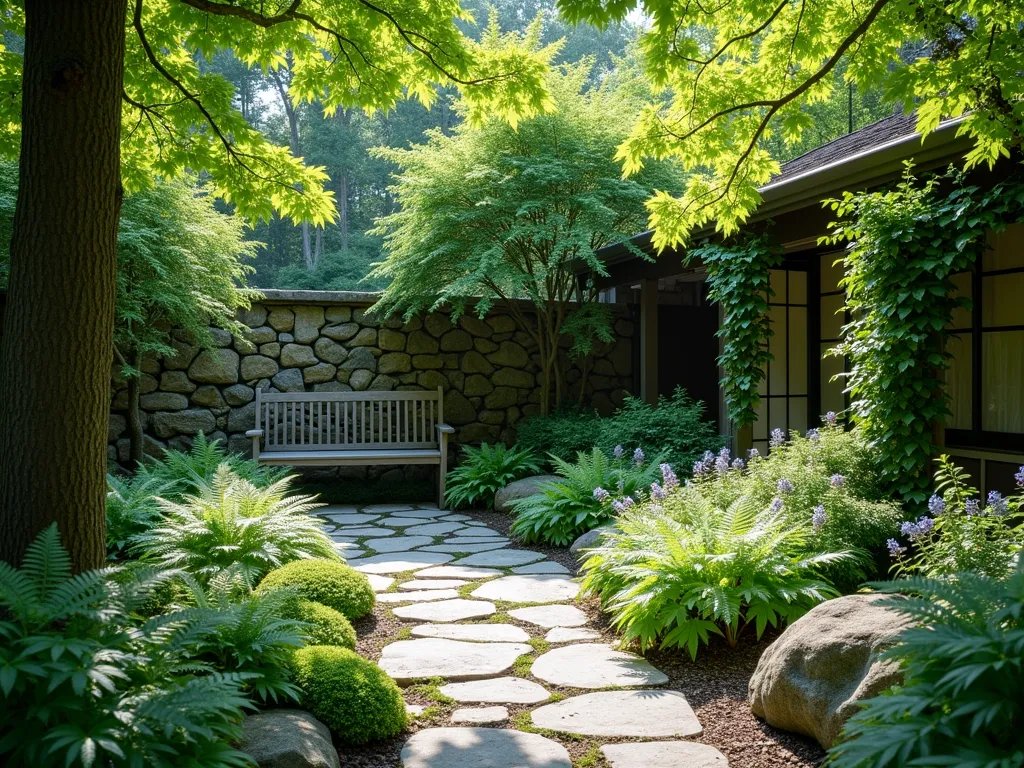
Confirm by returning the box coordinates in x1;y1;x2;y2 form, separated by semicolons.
570;525;617;553
494;475;560;513
748;593;912;749
239;709;339;768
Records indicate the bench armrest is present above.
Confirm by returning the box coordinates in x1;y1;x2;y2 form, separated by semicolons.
436;424;455;435
245;429;264;438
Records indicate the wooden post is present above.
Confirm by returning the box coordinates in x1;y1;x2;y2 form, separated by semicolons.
640;278;659;405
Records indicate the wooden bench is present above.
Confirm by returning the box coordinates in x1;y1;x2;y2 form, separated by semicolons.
246;387;454;506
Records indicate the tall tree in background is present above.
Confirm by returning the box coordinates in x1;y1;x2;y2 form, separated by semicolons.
558;0;1024;249
371;52;678;413
0;0;551;572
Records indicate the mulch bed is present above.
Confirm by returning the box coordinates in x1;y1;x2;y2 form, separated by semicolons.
338;508;826;768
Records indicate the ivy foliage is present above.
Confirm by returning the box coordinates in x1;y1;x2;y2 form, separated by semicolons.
824;167;1024;502
690;234;783;427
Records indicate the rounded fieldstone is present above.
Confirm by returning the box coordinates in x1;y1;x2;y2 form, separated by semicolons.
600;742;728;768
377;589;461;603
442;391;476;425
325;306;351;323
280;343;318;368
241;355;279;380
407;330;439;354
292;306;325;344
454;550;545;568
440;678;549;705
487;341;528;367
484;387;518;409
313;337;348;365
508;604;589;628
493;475;560;513
259;342;281;358
531;644;668;689
322;322;360;341
400;728;570;768
339;347;377;371
303;363;337;384
244;326;278;344
267;307;294;332
380;639;530;684
531;690;700;738
239;708;339;768
451;707;508;725
350;552;453;574
208;327;234;347
188;348;239;385
237;304;268;328
271;368;305;392
411;624;530;643
459;351;495;375
474;338;498;354
279;332;295;342
140;392;188;412
349;369;374;391
378;352;411;374
487;315;516;333
227;402;257;433
491;367;534;388
164;339;199;370
570;525;618;553
223;384;255;406
369;374;398;391
152;409;217;439
108;414;126;442
159;370;196;394
234;337;258;355
348;327;377;347
191;385;225;408
414;565;501;580
424;314;452;337
463;374;494;397
471;575;579;604
364;535;433;553
379;328;407;351
392;599;496;623
440;329;472;352
413;354;444;369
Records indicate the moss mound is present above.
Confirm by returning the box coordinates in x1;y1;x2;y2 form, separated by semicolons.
287;599;357;649
257;559;375;620
291;645;407;744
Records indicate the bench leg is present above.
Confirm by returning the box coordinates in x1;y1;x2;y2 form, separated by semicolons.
438;438;449;510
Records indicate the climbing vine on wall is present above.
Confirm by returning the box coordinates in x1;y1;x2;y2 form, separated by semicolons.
690;234;783;428
823;165;1024;503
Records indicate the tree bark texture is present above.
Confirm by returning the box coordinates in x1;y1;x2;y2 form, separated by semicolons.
127;350;144;468
0;0;127;571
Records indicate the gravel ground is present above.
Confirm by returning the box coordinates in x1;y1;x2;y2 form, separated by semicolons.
337;508;826;768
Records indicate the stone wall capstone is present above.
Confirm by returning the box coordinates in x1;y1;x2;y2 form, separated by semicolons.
108;290;635;478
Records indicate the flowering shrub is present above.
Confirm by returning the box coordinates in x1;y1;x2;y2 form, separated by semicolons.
886;455;1023;579
445;442;542;509
509;446;664;546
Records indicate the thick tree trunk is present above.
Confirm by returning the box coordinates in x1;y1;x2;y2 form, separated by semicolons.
0;0;127;571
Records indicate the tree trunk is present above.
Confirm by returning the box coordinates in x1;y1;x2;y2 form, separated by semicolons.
127;350;144;468
0;0;127;571
338;172;349;250
313;226;323;268
271;66;311;269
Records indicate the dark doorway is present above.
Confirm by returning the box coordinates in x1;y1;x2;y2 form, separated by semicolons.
658;304;720;423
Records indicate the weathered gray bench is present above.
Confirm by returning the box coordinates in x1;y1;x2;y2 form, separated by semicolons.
246;387;454;506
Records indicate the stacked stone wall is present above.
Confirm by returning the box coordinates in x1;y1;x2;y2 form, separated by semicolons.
107;290;635;476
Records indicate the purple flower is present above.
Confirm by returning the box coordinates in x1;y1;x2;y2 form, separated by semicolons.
1016;465;1024;488
660;463;679;490
650;482;667;501
633;447;646;465
715;451;730;474
693;460;710;478
769;497;784;514
965;498;981;516
887;538;906;557
830;474;846;489
986;490;1009;515
928;494;945;516
823;411;838;426
748;448;760;460
812;505;827;528
593;487;610;502
613;444;624;459
777;478;794;494
731;458;746;471
900;516;934;540
807;428;820;443
612;497;635;514
770;428;786;448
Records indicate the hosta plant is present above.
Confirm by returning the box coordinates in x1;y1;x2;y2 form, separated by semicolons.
0;525;257;768
134;465;334;587
579;488;852;658
445;442;542;509
511;446;664;546
827;563;1024;768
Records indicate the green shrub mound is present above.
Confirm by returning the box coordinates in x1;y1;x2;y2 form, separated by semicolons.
257;559;375;621
287;598;357;649
290;646;407;744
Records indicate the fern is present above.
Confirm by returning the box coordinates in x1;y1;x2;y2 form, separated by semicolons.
133;465;335;587
105;473;168;559
445;442;542;509
827;562;1024;768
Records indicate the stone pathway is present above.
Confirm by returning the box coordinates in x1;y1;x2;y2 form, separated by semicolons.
319;502;729;767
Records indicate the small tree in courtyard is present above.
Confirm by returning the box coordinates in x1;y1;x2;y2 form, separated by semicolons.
370;41;677;413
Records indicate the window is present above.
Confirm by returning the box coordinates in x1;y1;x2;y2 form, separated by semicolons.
819;251;846;418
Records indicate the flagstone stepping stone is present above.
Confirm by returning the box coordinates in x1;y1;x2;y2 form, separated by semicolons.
393;599;496;623
350;552;453;574
451;526;502;536
401;727;571;768
365;535;434;553
403;522;467;536
440;677;549;704
411;624;530;643
545;627;600;643
364;504;416;513
415;565;502;580
377;517;433;527
366;574;395;592
454;550;545;567
532;690;700;737
420;542;509;554
322;513;378;526
335;526;395;537
377;589;461;603
444;536;510;544
471;575;580;604
400;579;469;590
383;508;449;518
509;604;588;628
512;561;570;574
451;706;508;725
600;742;727;767
460;520;489;526
333;544;365;559
329;534;357;543
441;513;472;521
379;638;531;683
531;644;668;689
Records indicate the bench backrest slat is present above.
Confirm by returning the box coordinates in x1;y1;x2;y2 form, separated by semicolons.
256;387;443;451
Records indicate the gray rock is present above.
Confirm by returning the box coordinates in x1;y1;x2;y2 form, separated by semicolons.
303;363;337;384
379;638;528;683
414;565;501;580
314;382;351;392
140;392;188;412
292;306;324;344
368;374;397;391
392;599;496;623
279;333;294;342
508;604;588;628
440;329;473;352
188;348;239;385
313;337;348;365
234;336;258;355
241;355;279;380
453;549;545;568
349;369;373;391
471;575;579;604
459;350;495;375
267;307;294;332
191;385;225;408
487;314;517;333
237;304;268;329
401;728;570;768
545;627;600;643
487;340;528;367
407;330;439;354
208;327;234;347
245;326;278;344
441;677;549;704
531;643;668;689
570;525;618;553
411;624;531;643
259;342;281;358
491;367;534;388
451;706;508;725
600;742;728;768
423;314;452;337
377;589;461;603
159;370;196;393
224;384;255;406
512;561;570;575
748;593;912;749
163;338;199;370
364;535;434;553
493;475;559;513
108;414;126;442
152;409;217;438
350;552;453;574
484;387;518;409
348;327;377;347
240;708;339;768
378;352;411;374
443;390;476;425
531;690;701;738
463;374;494;397
378;328;406;351
272;368;305;392
325;306;351;323
228;402;257;433
339;347;376;371
321;322;359;342
280;343;318;368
